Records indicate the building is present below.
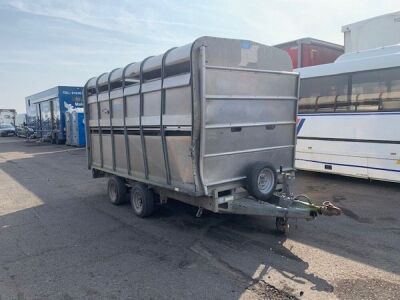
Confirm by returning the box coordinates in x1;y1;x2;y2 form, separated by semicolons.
26;86;83;143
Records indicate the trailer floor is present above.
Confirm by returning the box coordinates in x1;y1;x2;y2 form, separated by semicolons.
0;137;399;299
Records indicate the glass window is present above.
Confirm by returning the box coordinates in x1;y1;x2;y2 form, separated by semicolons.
382;91;400;111
317;96;336;112
40;101;51;132
299;68;400;113
298;97;316;113
52;99;60;130
352;67;400;112
301;75;348;99
335;95;355;112
299;74;349;113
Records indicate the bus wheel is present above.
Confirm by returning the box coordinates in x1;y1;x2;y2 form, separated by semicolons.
130;183;154;218
107;176;127;205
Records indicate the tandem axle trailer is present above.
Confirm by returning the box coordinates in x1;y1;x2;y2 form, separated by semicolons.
84;36;340;233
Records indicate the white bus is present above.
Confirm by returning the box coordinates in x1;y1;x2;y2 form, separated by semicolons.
296;44;400;183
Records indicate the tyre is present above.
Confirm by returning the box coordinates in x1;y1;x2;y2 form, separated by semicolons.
130;183;155;218
276;217;289;235
107;176;128;205
246;162;277;201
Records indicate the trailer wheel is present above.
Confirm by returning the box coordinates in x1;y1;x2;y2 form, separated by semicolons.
107;176;127;205
130;183;154;217
247;162;277;201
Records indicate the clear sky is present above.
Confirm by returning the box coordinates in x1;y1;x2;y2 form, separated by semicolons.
0;0;399;113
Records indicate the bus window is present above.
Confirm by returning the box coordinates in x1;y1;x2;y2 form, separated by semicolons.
382;70;400;111
316;96;336;112
355;93;380;111
381;91;400;111
298;97;317;113
335;95;356;112
299;74;349;113
352;68;400;112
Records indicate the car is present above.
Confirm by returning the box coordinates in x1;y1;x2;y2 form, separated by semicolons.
0;124;16;137
15;126;35;138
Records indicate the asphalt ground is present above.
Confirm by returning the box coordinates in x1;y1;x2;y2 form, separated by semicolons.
0;137;399;299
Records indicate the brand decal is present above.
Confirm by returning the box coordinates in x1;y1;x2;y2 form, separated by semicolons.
296;118;305;135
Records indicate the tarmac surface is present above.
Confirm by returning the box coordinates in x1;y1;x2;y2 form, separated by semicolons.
0;137;399;299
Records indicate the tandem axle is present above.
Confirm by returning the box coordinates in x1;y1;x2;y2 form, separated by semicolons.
97;168;341;234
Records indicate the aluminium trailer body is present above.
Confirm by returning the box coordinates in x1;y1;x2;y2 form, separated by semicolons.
84;36;340;232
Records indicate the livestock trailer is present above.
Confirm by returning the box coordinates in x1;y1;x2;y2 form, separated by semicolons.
84;36;340;233
26;86;83;143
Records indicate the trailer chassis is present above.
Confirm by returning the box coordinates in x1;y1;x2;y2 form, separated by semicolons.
96;168;341;234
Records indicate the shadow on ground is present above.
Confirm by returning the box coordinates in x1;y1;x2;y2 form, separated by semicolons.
0;137;399;299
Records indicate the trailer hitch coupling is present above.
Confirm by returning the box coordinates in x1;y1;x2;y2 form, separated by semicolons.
318;201;341;216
